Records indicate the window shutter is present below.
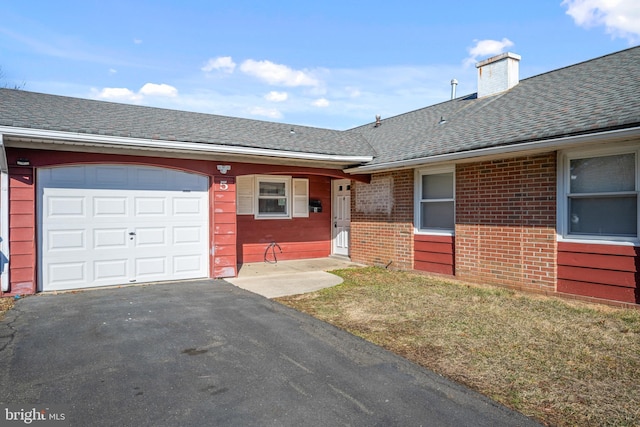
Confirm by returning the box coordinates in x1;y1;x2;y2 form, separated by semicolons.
236;175;254;215
292;178;309;218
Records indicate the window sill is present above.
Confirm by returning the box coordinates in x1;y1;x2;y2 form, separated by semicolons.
557;236;639;247
414;229;455;236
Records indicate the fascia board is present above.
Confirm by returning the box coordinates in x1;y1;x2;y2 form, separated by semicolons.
344;126;640;174
0;126;374;164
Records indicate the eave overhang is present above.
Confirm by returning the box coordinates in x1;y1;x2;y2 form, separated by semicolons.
0;126;373;167
344;126;640;174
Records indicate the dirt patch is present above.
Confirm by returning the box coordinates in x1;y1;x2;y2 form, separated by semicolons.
276;267;640;427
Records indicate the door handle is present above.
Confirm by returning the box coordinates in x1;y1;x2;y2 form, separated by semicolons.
129;232;136;236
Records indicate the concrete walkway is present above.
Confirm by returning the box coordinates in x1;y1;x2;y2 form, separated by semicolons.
226;257;364;298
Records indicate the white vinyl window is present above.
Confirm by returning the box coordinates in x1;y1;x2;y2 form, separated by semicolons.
236;175;308;219
561;148;639;241
416;167;455;233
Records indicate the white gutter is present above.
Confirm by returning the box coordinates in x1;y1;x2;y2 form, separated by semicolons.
0;134;9;292
345;126;640;174
0;126;374;165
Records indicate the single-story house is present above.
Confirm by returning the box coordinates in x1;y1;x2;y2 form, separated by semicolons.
1;46;639;306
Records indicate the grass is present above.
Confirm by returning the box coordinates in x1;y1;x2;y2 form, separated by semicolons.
0;297;15;320
275;267;640;427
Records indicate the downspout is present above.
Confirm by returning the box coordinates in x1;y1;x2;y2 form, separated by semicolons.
0;134;9;292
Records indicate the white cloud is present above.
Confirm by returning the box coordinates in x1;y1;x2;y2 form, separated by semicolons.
201;56;236;73
562;0;640;43
240;59;320;87
133;39;143;45
312;98;330;107
248;106;283;119
96;87;142;102
465;38;514;66
265;91;288;102
139;83;178;97
95;83;178;103
108;68;117;74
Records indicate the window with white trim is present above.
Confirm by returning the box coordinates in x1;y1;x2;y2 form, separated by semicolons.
236;175;309;219
561;149;639;240
416;168;455;232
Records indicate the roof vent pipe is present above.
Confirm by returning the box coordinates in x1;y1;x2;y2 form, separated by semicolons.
450;79;458;100
374;115;381;128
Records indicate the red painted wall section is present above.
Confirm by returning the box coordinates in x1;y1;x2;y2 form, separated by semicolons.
237;175;332;263
212;176;237;278
558;242;639;304
8;167;36;295
414;234;455;275
2;147;356;291
455;154;557;293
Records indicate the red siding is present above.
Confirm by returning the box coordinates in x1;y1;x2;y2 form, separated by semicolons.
1;147;356;293
212;176;237;278
8;167;36;295
414;234;455;275
558;242;639;304
237;175;332;263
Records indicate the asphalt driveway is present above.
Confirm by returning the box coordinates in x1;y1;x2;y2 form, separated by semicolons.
0;280;540;427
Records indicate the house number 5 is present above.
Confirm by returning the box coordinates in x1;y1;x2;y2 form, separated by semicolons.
219;180;228;191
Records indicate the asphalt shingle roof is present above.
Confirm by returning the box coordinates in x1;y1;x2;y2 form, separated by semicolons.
0;89;375;158
351;46;640;166
1;46;638;169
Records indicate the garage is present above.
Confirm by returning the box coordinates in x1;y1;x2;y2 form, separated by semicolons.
37;165;210;291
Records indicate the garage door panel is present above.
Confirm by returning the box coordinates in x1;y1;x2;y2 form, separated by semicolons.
94;259;128;281
174;255;202;274
173;226;204;244
48;262;86;285
47;167;86;186
47;229;85;251
39;165;210;291
173;197;203;215
94;166;129;187
135;257;166;277
135;228;166;246
135;197;166;216
134;168;167;189
94;197;128;217
93;228;128;249
46;196;85;218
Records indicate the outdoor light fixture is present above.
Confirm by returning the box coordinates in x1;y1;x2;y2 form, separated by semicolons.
216;164;231;174
16;158;30;166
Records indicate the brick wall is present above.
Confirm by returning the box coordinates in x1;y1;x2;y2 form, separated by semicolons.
350;170;414;270
455;153;557;292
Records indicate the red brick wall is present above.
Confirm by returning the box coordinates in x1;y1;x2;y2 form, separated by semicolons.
351;170;413;270
455;153;557;292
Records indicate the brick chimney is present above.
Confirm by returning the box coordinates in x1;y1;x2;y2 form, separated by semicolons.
476;52;521;98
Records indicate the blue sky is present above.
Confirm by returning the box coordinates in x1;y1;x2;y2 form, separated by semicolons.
1;0;639;130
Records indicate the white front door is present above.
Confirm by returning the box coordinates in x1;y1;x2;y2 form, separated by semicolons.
332;179;351;257
38;165;209;291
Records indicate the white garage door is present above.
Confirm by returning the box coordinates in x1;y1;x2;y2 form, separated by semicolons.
38;165;210;291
